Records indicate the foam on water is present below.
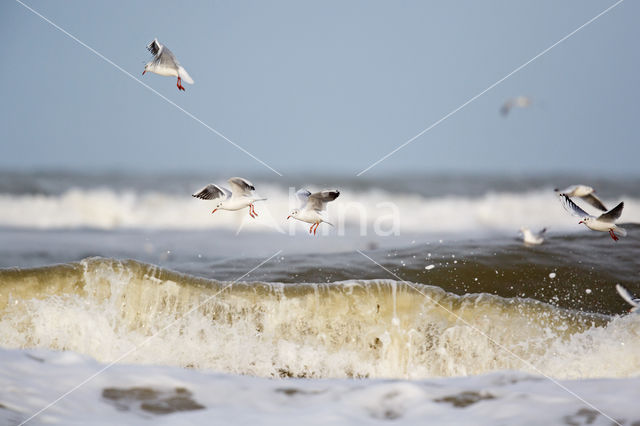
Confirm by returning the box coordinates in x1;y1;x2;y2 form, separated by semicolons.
1;185;639;233
2;347;640;425
1;258;639;380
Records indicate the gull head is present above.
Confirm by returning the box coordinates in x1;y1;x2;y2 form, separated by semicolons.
287;209;300;220
578;217;592;225
211;201;224;214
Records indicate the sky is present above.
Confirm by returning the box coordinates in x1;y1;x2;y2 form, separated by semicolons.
1;0;639;177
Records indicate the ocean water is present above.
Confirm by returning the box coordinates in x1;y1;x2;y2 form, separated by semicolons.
1;171;640;425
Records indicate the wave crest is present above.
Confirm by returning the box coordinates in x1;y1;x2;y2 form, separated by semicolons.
1;258;638;379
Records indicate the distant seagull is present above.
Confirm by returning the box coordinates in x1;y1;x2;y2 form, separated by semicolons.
555;185;607;212
558;194;626;241
520;227;546;245
192;177;266;218
142;38;194;91
615;284;640;313
287;189;340;235
500;95;531;116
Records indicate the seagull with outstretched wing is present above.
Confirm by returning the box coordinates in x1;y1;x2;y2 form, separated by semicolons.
559;194;626;241
287;189;340;235
143;38;194;91
192;177;266;218
555;185;607;211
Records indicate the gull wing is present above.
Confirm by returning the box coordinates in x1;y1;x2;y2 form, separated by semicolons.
228;177;255;197
554;185;577;195
147;38;162;56
192;184;230;200
295;189;312;209
582;193;607;212
307;190;340;212
559;194;593;219
147;39;179;69
500;100;513;116
616;284;640;308
598;201;623;223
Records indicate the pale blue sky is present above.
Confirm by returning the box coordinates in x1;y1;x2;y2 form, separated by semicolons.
1;1;638;176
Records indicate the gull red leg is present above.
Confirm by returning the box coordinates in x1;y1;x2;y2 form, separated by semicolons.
309;224;314;234
609;229;619;241
313;223;318;235
177;77;185;91
251;204;258;217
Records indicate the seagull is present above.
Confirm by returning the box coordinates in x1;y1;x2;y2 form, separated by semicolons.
615;284;640;313
192;177;266;218
558;194;626;241
500;95;531;116
554;185;607;211
142;38;194;91
520;227;546;245
287;189;340;235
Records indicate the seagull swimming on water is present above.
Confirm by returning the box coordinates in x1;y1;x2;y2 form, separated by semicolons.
520;227;546;245
555;185;607;212
615;284;639;313
192;177;266;218
142;38;194;91
287;189;340;235
558;194;626;241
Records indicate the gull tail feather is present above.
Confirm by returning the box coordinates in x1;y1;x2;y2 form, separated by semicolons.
178;67;194;84
614;227;627;237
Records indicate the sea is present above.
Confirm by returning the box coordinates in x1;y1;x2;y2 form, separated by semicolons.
1;170;639;425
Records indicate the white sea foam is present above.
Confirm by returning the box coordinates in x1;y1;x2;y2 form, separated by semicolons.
0;185;637;234
2;346;640;426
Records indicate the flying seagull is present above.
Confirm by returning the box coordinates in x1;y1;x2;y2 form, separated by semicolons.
192;177;266;218
555;185;607;212
143;38;194;91
287;189;340;235
615;284;639;313
500;95;531;116
558;194;626;241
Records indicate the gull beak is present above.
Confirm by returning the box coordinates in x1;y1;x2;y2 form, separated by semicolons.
212;209;217;214
142;70;146;75
578;220;584;224
286;215;291;219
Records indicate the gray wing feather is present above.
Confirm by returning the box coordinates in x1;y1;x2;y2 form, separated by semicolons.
192;184;229;200
148;39;179;68
307;190;340;211
295;189;312;208
228;177;255;196
583;193;608;212
598;201;623;222
559;194;592;218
